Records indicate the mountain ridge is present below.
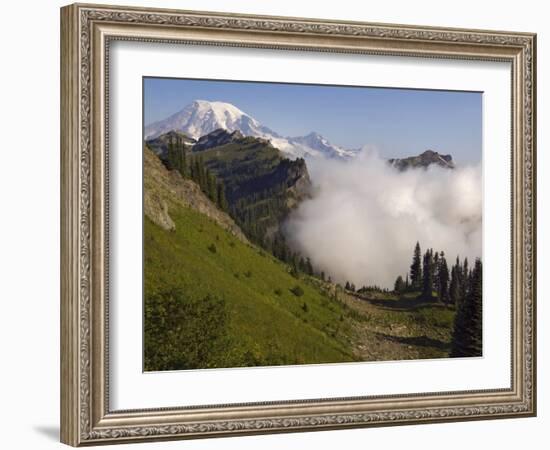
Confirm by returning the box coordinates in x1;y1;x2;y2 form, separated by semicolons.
145;100;355;159
388;150;455;171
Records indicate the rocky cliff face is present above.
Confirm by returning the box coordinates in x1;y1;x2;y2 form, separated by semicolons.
194;135;312;242
144;145;249;242
388;150;455;171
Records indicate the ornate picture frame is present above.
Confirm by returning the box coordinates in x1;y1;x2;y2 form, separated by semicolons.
60;3;536;446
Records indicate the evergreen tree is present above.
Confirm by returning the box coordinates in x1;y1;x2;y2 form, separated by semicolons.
198;156;207;190
179;141;188;178
217;183;228;212
451;259;483;357
174;136;187;178
189;156;197;181
433;251;440;292
437;251;450;304
298;257;306;273
449;264;460;305
345;281;351;291
320;271;326;282
290;255;299;278
167;136;177;171
410;242;423;290
405;273;409;290
422;249;434;299
305;257;314;276
394;275;405;293
460;257;469;300
206;170;218;204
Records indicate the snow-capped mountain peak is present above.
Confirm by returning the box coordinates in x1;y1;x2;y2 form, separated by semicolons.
145;100;356;159
145;99;268;141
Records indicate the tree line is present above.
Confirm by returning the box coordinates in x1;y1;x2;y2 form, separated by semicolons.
400;241;482;357
166;136;228;212
405;241;469;304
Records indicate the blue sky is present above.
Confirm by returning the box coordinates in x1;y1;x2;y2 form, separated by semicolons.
144;77;482;164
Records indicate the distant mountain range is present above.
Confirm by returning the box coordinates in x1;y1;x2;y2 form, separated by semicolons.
144;99;457;171
144;100;358;159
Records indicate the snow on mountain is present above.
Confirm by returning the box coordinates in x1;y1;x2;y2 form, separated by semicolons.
288;132;359;159
144;100;357;160
144;100;272;141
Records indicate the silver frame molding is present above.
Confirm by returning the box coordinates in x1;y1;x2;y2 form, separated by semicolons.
60;3;536;446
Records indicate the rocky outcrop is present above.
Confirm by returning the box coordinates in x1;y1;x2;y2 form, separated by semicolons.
388;150;455;171
144;145;249;243
145;130;196;160
193;128;244;152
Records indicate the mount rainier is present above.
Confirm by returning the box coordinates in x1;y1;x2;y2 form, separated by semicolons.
144;100;358;159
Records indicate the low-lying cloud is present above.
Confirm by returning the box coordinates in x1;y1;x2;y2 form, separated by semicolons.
284;151;482;288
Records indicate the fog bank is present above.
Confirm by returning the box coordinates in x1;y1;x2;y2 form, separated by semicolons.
284;151;482;288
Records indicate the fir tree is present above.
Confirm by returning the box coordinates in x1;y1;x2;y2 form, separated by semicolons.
449;264;460;305
437;251;450;304
206;170;218;204
305;257;314;276
461;257;469;300
433;251;440;292
422;249;434;299
179;142;188;178
451;259;483;357
410;242;423;290
217;183;228;212
394;275;405;293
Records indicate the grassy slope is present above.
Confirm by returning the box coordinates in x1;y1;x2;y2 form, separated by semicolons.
145;200;357;369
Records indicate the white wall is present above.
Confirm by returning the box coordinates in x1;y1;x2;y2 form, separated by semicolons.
0;0;546;449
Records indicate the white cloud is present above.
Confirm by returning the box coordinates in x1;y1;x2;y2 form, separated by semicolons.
284;151;482;288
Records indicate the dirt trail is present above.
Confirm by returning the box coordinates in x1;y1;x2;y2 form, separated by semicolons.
328;286;455;362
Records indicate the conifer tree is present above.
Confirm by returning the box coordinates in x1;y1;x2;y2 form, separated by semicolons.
433;251;440;292
167;136;177;170
437;251;450;304
177;138;188;178
217;183;228;212
290;254;299;278
422;249;434;299
449;265;460;305
206;170;218;204
394;275;405;293
451;259;483;357
460;257;469;300
305;257;314;276
410;242;423;290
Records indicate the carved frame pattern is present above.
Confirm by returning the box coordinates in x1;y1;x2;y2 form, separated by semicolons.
60;3;536;446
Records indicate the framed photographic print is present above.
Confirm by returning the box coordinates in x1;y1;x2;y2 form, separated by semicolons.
60;3;537;446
